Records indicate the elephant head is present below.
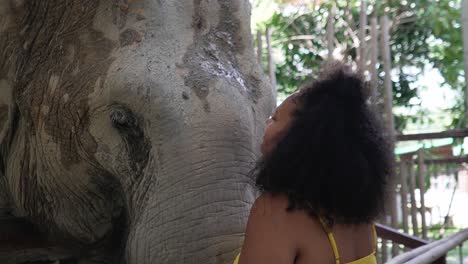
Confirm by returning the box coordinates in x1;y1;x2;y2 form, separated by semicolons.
0;0;275;263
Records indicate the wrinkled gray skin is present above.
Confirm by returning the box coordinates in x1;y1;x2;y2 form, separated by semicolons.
0;0;274;263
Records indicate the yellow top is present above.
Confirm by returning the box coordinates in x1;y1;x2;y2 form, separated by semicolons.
318;217;377;264
233;217;377;264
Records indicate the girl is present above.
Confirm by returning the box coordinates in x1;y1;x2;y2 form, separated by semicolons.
235;63;392;264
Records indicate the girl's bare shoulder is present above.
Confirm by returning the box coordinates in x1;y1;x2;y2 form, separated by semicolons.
251;193;324;236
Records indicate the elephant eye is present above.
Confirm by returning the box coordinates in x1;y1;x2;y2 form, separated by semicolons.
109;105;151;176
110;107;136;129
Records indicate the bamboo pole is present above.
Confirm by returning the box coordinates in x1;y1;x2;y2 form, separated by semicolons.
409;159;419;237
369;16;379;105
417;149;428;240
256;30;263;67
265;28;277;102
326;4;335;58
400;161;409;234
358;0;367;73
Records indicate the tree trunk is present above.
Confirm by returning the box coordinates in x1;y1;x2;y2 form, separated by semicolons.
358;0;367;73
257;30;263;67
369;16;379;105
327;4;335;58
381;16;395;138
266;27;277;104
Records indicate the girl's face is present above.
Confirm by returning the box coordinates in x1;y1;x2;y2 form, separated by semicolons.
261;97;298;157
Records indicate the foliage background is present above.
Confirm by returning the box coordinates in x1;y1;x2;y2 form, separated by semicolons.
250;0;466;133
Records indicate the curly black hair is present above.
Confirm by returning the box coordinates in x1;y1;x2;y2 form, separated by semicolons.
255;62;393;225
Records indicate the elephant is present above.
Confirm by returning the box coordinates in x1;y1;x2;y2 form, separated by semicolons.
0;0;275;263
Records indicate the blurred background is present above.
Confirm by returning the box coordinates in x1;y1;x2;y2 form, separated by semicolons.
249;1;468;263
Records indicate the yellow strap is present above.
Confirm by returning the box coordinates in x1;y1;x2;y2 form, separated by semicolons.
233;253;240;264
319;217;377;264
327;231;341;264
371;224;377;252
318;216;340;264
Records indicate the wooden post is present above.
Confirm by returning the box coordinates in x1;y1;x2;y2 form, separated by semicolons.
369;16;379;105
444;165;457;228
256;30;263;67
326;4;335;58
462;0;468;121
418;149;428;240
358;0;367;73
459;243;463;264
409;159;420;237
265;27;277;102
381;15;399;257
381;16;395;137
400;161;409;234
433;164;439;178
381;236;388;263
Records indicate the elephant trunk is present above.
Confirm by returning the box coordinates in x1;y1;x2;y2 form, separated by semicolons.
124;137;259;263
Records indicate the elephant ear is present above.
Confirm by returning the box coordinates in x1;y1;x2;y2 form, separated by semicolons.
0;1;17;179
0;104;17;171
0;106;7;177
0;0;17;206
0;90;16;209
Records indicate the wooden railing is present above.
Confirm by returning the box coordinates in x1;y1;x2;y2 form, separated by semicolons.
375;223;446;264
386;228;468;264
396;128;468;141
379;128;468;263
